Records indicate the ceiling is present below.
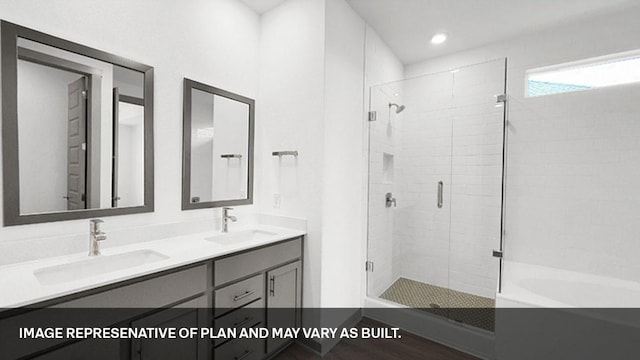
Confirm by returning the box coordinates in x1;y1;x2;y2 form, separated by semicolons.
239;0;286;14
240;0;640;64
346;0;640;64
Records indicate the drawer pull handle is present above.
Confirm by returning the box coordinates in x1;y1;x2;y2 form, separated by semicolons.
233;290;255;302
233;317;252;327
235;350;254;360
269;276;275;296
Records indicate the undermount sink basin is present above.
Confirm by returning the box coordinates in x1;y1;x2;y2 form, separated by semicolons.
205;229;277;245
34;249;169;286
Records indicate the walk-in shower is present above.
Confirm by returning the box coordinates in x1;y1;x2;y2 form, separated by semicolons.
366;59;507;333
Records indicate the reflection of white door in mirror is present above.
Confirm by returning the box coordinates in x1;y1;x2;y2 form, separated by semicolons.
66;77;88;210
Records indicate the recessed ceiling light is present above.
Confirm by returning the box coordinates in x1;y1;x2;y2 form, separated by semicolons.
394;93;400;97
431;33;447;45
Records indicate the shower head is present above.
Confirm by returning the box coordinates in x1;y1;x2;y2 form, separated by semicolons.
389;102;406;114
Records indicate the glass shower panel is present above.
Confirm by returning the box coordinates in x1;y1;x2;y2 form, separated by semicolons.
447;59;506;331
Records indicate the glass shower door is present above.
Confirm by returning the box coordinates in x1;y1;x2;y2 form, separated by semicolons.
366;71;455;310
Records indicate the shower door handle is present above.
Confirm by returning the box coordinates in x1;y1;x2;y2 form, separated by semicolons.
437;181;443;208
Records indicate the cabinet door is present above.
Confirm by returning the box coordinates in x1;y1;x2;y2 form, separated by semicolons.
131;296;207;360
266;261;302;354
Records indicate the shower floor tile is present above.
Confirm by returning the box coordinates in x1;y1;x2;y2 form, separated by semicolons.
380;277;495;332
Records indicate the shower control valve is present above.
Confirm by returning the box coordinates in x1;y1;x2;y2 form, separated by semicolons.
385;192;397;208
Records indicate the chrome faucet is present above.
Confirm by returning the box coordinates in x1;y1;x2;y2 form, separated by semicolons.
222;207;237;233
89;219;107;256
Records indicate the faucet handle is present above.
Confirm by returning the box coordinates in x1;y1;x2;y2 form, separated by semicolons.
90;219;105;233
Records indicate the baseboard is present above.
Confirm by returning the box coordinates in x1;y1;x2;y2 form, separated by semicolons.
318;308;363;356
295;308;363;356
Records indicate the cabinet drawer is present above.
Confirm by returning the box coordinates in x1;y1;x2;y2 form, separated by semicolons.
58;264;207;308
213;299;264;346
214;336;264;360
214;274;263;315
214;238;301;286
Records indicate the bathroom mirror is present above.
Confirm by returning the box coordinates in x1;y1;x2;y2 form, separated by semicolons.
182;79;254;210
1;21;154;226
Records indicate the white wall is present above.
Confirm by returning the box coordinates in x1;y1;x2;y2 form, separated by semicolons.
320;0;366;309
406;6;640;286
0;0;260;259
257;0;404;313
256;0;326;312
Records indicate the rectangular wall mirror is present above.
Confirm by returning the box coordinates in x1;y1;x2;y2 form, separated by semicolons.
1;21;154;226
182;79;254;210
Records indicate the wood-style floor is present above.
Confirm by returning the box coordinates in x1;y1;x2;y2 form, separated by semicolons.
274;318;479;360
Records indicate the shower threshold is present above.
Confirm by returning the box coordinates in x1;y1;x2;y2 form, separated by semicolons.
380;277;495;332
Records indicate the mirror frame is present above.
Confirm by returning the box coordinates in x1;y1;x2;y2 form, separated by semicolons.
1;21;154;226
182;78;254;210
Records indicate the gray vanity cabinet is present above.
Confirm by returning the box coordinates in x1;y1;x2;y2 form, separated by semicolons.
5;237;303;360
212;237;303;359
266;260;302;354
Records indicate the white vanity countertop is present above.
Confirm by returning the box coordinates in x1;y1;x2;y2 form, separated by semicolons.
0;225;305;309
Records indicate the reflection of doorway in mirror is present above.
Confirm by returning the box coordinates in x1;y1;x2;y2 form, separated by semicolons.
17;56;91;214
16;39;116;214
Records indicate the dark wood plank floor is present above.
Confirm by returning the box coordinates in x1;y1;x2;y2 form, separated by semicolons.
274;318;479;360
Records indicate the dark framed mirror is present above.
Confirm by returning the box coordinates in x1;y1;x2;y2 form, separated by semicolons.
1;21;154;226
182;79;254;210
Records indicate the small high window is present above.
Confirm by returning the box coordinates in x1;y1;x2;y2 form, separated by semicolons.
526;51;640;97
